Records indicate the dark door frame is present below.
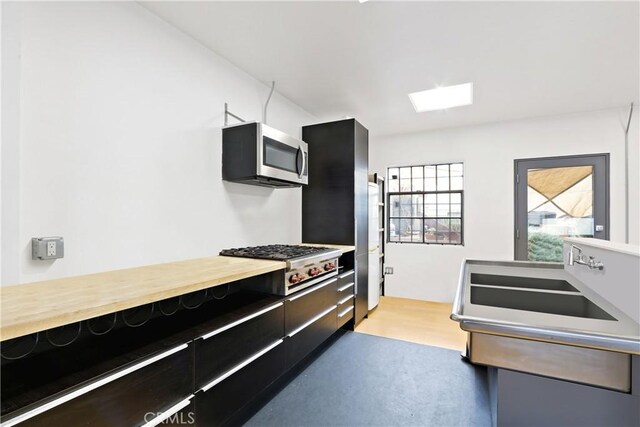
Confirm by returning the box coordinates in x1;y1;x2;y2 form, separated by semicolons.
514;153;610;261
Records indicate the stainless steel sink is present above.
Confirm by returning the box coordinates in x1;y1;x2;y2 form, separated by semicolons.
470;285;616;321
470;273;578;292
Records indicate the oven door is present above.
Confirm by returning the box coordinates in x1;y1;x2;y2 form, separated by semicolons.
258;124;309;185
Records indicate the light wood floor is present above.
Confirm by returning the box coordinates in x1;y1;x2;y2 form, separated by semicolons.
355;296;467;351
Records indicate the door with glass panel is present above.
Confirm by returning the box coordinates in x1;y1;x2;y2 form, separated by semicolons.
514;154;609;261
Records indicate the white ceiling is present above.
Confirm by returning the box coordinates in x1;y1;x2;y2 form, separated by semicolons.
142;1;639;136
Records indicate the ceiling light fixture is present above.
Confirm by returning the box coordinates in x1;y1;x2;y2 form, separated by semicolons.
409;82;473;112
359;0;369;3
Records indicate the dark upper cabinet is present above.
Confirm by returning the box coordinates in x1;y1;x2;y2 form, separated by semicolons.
302;119;369;325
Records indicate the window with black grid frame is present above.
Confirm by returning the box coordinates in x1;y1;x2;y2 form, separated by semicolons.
387;163;464;245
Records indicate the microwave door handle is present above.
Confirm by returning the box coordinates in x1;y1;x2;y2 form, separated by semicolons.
297;145;305;178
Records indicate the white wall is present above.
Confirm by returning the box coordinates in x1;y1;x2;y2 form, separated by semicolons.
1;2;316;285
370;108;640;303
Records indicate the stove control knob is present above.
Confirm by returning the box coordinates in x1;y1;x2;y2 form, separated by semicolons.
308;267;322;277
323;262;335;271
289;273;304;284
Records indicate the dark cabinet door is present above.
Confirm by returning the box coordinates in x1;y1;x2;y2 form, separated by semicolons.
195;303;284;389
302;120;355;246
302;118;369;327
285;307;337;369
9;344;193;427
285;278;337;335
194;342;285;427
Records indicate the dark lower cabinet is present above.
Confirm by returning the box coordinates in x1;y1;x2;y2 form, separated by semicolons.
195;302;284;389
285;277;338;335
285;307;337;369
336;270;355;328
194;342;286;427
9;344;193;427
3;272;349;427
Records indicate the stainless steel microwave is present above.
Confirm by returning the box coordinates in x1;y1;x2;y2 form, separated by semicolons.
222;122;308;188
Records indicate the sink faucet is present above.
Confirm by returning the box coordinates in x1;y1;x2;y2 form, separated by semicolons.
568;244;604;270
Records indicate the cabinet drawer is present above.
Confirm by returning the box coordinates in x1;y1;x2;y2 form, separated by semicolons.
285;277;337;335
195;302;284;390
286;306;337;369
337;270;355;294
337;303;354;327
336;293;354;315
3;344;193;427
195;340;285;427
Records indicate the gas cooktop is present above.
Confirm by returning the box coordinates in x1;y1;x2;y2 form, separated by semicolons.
219;244;335;261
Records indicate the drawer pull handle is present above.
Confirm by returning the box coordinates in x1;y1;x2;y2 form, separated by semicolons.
287;278;337;302
337;294;354;306
140;395;193;427
201;302;283;340
338;306;354;318
201;339;283;392
0;344;188;427
287;305;337;338
337;282;354;292
338;270;355;279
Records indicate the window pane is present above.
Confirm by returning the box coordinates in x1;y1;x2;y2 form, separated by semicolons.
425;166;436;178
450;163;463;177
450;219;462;244
450;177;463;191
412;178;423;192
412;194;423;216
425;203;437;217
424;219;437;242
437;193;450;204
437;202;450;217
437;219;451;243
450;193;461;204
437;176;450;191
437;164;449;177
450;204;462;217
412;166;423;178
388;168;399;180
425;194;437;204
399;219;413;242
400;167;412;179
412;219;424;243
425;177;436;191
389;218;400;241
400;195;412;217
400;179;411;192
390;195;401;216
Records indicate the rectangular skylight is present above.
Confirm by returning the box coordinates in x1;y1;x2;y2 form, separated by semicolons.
409;83;473;112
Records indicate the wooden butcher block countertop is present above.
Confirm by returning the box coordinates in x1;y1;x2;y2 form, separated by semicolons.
0;256;285;342
0;244;354;342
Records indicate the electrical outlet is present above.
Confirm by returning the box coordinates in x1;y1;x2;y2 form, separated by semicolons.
384;266;394;275
32;237;64;260
47;241;56;257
